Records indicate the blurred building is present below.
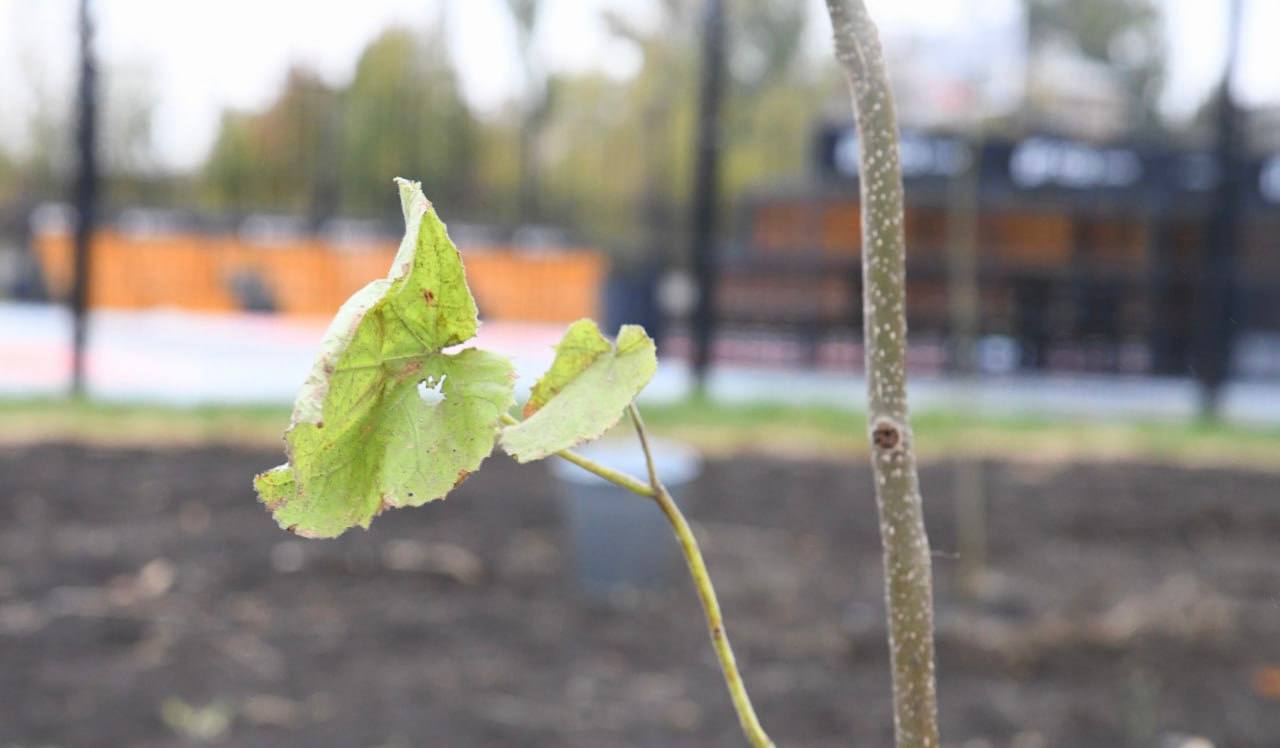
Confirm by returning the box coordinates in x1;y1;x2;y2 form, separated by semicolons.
701;123;1280;379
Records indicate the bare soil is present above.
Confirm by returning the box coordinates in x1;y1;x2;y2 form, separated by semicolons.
1;443;1277;747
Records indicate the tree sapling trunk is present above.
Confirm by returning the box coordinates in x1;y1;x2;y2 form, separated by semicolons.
823;1;941;746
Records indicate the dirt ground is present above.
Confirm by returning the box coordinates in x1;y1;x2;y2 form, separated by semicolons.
0;443;1277;748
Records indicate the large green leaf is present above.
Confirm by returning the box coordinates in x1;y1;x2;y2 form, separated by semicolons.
501;319;656;462
254;179;515;538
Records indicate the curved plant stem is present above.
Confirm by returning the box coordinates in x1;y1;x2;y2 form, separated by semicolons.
627;404;776;748
499;413;654;497
553;446;655;498
824;1;941;747
500;408;774;746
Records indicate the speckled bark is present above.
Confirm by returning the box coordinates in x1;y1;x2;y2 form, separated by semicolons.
824;2;941;747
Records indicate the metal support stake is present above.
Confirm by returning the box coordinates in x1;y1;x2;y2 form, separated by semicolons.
69;0;99;397
1194;0;1244;418
690;0;726;391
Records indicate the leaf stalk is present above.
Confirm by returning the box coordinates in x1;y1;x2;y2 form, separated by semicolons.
499;412;654;497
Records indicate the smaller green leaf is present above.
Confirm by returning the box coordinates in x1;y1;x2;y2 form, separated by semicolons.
522;318;612;417
501;319;657;463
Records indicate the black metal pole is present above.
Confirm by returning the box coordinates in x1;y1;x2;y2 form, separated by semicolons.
69;0;99;397
1194;0;1244;418
690;0;726;390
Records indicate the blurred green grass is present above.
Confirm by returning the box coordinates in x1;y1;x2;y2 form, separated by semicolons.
0;398;291;448
640;399;1280;467
3;396;1278;468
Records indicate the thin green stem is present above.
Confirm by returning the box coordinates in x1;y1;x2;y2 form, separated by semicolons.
554;446;654;498
628;404;776;748
628;404;663;489
501;408;774;746
500;413;653;498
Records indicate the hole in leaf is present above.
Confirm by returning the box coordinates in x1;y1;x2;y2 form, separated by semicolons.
418;374;447;405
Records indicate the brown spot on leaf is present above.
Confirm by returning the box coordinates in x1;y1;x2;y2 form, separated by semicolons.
284;523;319;539
453;469;471;489
394;359;423;382
422;288;435;304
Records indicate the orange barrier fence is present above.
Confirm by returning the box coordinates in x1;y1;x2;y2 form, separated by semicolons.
33;230;605;322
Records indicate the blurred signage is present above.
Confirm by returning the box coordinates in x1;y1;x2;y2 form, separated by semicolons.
813;125;1280;206
1007;137;1141;190
819;126;1158;195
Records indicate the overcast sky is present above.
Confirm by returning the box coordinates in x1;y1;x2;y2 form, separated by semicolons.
1;0;1276;170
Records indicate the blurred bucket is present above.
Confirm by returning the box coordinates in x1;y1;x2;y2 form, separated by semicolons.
602;266;664;343
550;437;701;598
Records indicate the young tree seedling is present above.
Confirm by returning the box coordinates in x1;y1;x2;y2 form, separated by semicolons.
824;1;942;746
255;179;775;747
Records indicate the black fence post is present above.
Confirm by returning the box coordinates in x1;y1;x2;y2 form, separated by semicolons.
690;0;726;391
1194;0;1244;418
69;0;99;397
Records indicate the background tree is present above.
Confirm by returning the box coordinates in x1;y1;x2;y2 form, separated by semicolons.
0;148;14;203
98;62;162;206
544;0;824;260
19;94;73;202
597;1;699;263
201;26;476;221
192;5;830;255
730;0;808;92
504;0;549;225
339;27;477;218
202;67;338;215
1023;0;1166;130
